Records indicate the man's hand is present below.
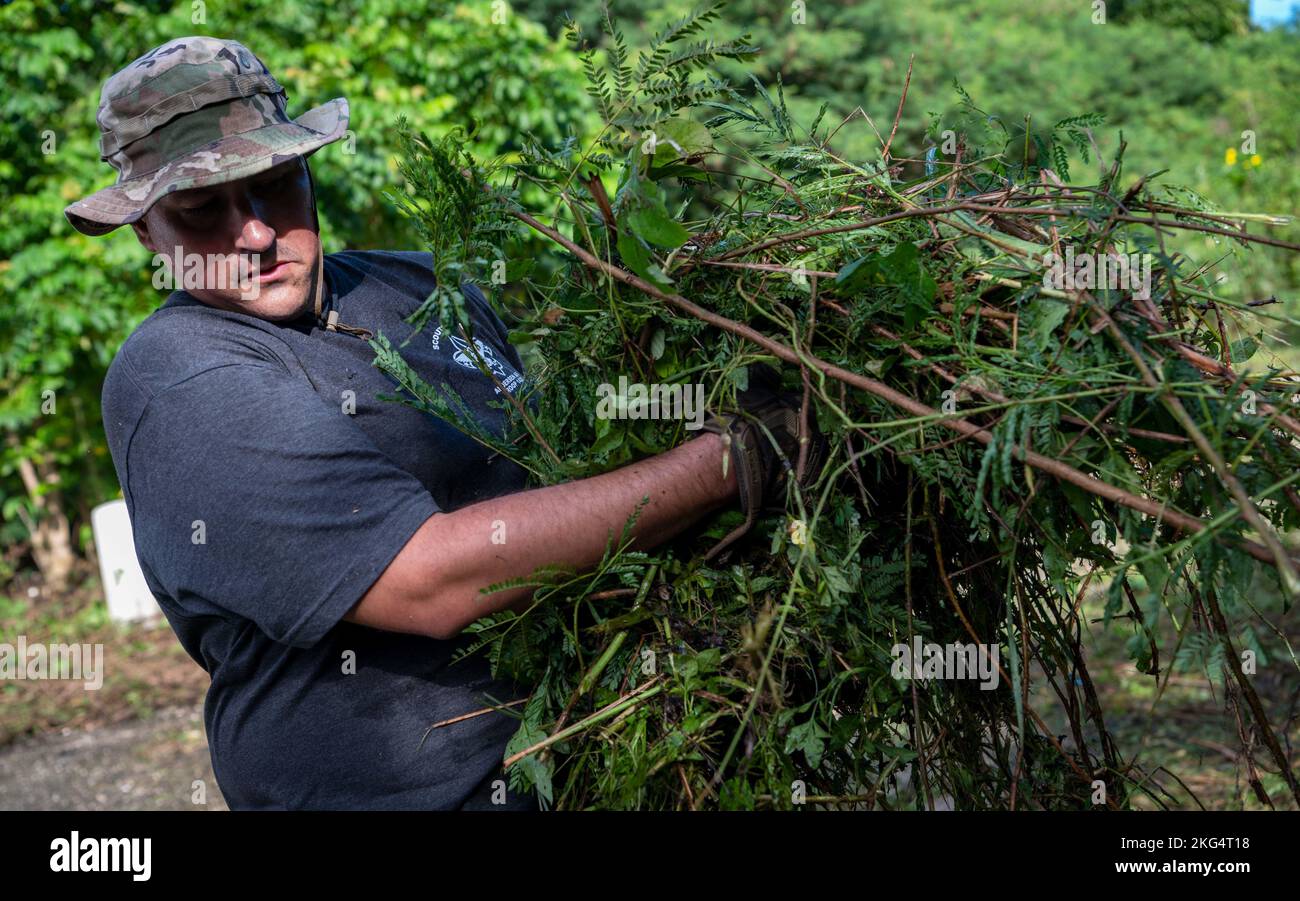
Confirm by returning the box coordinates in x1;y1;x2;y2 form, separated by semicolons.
343;432;738;640
700;363;827;559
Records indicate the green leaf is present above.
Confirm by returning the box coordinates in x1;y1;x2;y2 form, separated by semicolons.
590;427;625;456
616;225;673;288
628;205;690;249
1228;333;1260;364
837;243;936;328
1026;297;1071;345
651;117;714;166
621;176;690;249
784;717;830;768
649;327;666;360
834;255;878;293
820;565;853;601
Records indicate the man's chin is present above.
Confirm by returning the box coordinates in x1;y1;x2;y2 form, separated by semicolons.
203;283;311;321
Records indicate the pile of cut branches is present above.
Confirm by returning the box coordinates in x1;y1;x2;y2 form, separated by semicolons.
376;3;1300;809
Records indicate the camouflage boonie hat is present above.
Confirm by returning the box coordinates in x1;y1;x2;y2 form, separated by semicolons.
64;36;349;236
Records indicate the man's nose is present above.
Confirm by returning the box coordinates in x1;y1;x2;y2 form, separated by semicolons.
232;188;277;252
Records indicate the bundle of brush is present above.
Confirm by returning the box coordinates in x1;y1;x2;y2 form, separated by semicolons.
374;3;1300;809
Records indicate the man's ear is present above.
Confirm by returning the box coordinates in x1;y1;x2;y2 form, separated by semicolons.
130;206;166;253
130;216;157;253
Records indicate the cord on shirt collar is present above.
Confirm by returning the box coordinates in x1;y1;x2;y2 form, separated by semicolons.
311;236;374;341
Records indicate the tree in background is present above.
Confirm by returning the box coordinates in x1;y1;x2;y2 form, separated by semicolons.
1109;0;1251;42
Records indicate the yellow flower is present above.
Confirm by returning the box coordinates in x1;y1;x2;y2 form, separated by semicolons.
1250;154;1262;167
1225;147;1238;166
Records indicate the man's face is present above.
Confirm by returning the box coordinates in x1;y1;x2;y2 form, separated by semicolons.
132;156;319;321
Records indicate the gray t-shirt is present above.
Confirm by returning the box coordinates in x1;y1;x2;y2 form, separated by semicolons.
101;249;537;809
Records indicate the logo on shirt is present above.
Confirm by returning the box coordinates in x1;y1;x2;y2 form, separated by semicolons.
430;326;524;396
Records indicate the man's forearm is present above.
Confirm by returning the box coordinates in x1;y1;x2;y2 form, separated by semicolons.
445;431;737;614
353;432;739;638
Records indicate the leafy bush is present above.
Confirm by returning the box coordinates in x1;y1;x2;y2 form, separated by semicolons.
383;3;1300;810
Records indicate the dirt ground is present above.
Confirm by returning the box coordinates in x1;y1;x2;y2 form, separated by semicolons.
0;702;227;810
1;561;225;810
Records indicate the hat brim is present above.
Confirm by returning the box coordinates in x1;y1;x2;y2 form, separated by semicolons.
64;98;349;237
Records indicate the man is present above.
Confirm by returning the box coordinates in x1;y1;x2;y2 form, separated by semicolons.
67;37;820;810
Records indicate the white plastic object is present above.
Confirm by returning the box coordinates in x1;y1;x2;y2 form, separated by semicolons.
91;499;162;624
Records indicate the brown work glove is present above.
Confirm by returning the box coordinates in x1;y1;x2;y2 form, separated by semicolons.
700;363;827;560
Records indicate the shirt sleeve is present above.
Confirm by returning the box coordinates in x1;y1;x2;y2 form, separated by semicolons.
124;361;440;649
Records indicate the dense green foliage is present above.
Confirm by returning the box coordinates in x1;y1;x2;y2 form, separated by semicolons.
522;0;1299;318
380;4;1300;809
